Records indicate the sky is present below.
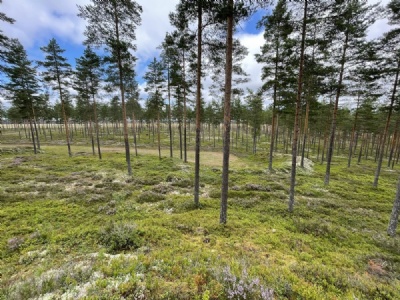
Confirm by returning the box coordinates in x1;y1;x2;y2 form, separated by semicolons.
0;0;393;109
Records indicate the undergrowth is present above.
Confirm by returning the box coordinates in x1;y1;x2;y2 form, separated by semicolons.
0;145;399;299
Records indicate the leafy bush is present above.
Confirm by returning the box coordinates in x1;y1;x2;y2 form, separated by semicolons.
137;191;166;203
98;222;142;252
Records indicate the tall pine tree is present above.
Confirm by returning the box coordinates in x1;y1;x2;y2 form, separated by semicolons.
78;0;142;176
39;38;73;156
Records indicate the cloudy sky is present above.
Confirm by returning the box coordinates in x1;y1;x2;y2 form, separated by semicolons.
0;0;393;108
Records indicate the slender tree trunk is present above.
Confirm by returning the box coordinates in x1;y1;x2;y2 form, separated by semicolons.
325;30;349;185
31;106;41;150
374;60;400;187
92;94;102;160
388;117;399;167
115;8;132;176
167;63;173;158
132;112;138;157
157;111;161;159
179;121;183;159
220;0;234;224
90;119;95;155
29;117;37;155
52;46;71;157
268;98;277;171
301;97;310;168
183;51;188;163
358;132;364;164
194;1;202;207
388;176;400;236
288;0;307;213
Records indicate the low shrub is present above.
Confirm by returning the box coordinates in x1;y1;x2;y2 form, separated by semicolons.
98;222;142;252
137;191;166;203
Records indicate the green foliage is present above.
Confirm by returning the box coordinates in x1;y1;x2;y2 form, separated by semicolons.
137;191;166;203
98;222;142;252
0;146;399;299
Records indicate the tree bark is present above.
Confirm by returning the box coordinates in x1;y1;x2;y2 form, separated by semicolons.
288;0;307;212
194;1;202;207
167;62;173;158
388;176;400;236
373;60;400;187
114;8;132;175
92;94;102;160
325;30;349;185
220;0;234;224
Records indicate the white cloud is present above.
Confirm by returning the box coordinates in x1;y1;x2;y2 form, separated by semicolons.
237;31;264;93
1;0;178;63
136;0;179;63
1;0;89;48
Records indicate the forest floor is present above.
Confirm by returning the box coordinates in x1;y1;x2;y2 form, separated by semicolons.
0;144;399;299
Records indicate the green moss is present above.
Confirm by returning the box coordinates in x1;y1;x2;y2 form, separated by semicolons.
0;145;399;299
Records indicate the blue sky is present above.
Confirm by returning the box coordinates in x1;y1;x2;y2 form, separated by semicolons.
0;0;392;109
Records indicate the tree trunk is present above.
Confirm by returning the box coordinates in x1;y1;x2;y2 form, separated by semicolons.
132;112;138;157
167;63;173;158
388;117;400;167
220;0;234;224
179;121;183;159
29;118;37;155
157;112;161;159
325;30;349;185
115;8;132;175
301;96;310;168
288;0;307;212
92;94;102;160
347;94;360;168
388;176;400;237
373;60;400;187
194;1;202;207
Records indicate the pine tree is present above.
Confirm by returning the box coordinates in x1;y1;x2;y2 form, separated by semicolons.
1;39;40;153
373;0;400;187
143;57;166;159
256;0;296;171
78;0;142;176
74;46;103;159
324;0;380;185
160;33;177;158
0;0;14;59
246;90;264;154
39;38;72;156
288;0;308;213
218;0;268;224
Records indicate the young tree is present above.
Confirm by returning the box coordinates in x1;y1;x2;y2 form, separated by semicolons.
39;38;73;156
324;0;379;185
78;0;142;176
246;90;264;154
168;24;196;164
256;0;295;171
160;33;176;158
1;39;40;153
219;0;267;224
143;57;166;159
170;0;209;207
373;0;400;187
74;46;103;159
288;0;308;213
